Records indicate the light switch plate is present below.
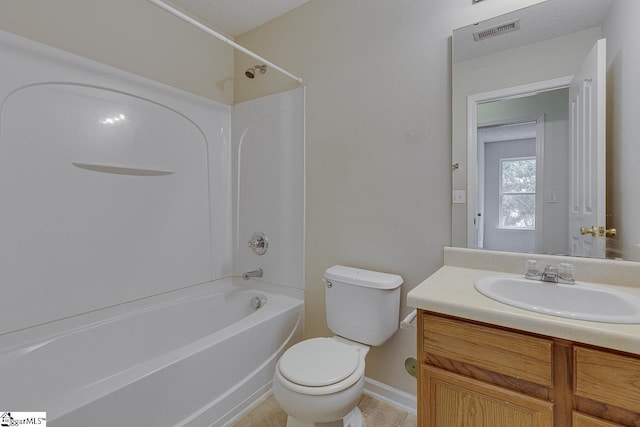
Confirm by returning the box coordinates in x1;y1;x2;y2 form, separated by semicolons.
453;190;466;204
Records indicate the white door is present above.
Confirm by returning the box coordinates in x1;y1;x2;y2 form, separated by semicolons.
569;39;606;258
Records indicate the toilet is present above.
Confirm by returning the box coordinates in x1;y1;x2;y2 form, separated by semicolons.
273;265;403;427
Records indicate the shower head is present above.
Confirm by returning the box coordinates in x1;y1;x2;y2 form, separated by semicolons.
245;64;267;79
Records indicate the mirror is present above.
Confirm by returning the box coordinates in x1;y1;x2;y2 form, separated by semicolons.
452;0;640;261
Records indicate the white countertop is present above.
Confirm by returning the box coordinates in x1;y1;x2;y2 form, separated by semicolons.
407;265;640;355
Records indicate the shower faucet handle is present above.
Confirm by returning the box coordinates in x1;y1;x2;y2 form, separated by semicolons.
248;232;268;255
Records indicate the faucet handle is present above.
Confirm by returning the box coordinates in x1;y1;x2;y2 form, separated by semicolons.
248;232;268;255
524;260;541;279
558;263;575;284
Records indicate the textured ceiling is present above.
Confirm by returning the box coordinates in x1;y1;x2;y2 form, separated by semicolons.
165;0;311;37
454;0;612;63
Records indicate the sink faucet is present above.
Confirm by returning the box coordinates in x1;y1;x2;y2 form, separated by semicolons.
541;265;558;283
242;268;263;280
525;260;575;285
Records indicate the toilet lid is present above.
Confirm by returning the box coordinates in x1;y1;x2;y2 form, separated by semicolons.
278;338;360;387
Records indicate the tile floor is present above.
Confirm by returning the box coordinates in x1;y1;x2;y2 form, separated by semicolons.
232;394;416;427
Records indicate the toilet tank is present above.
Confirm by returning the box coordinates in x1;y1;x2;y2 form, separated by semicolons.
323;265;403;346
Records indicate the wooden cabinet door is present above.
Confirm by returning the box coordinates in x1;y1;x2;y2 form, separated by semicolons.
574;346;640;413
421;365;553;427
573;412;625;427
422;313;553;386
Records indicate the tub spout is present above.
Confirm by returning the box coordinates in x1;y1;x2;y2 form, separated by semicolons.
242;268;263;280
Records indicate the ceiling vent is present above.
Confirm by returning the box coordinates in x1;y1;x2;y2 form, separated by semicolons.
473;19;520;41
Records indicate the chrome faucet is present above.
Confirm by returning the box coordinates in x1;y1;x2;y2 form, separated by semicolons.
525;260;575;284
242;268;263;280
541;265;558;283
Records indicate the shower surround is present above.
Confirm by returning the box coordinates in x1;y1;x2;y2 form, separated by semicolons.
0;29;304;426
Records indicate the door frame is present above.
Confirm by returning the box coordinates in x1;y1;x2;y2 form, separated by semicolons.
477;116;543;251
466;76;573;251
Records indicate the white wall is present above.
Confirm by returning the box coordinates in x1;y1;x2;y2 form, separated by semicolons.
233;0;549;396
0;0;234;105
452;27;602;248
233;88;305;291
603;0;640;261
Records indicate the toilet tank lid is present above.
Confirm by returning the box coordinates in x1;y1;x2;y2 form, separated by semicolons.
324;265;403;290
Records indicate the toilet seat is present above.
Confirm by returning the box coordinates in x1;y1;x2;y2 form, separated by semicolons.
276;338;365;396
279;338;359;386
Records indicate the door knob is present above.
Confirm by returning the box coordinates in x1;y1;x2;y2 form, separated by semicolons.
580;226;597;236
580;226;617;237
598;226;617;237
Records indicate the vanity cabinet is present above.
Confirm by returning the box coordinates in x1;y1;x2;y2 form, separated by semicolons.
417;311;640;427
574;347;640;426
418;312;556;427
422;366;553;426
572;413;625;427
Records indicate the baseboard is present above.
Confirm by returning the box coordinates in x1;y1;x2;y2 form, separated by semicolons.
363;377;417;415
222;377;417;425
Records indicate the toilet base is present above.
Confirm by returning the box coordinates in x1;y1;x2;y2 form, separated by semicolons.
286;407;364;427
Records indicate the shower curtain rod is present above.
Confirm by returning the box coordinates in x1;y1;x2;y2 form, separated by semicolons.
147;0;304;85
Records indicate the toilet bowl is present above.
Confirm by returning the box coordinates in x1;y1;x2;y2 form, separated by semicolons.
272;265;404;427
273;337;369;427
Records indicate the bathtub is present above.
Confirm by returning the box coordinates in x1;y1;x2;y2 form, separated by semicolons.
0;278;303;427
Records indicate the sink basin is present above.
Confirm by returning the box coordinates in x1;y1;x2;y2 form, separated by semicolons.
474;276;640;324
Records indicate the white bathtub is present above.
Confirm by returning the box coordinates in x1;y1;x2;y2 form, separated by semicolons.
0;278;303;426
